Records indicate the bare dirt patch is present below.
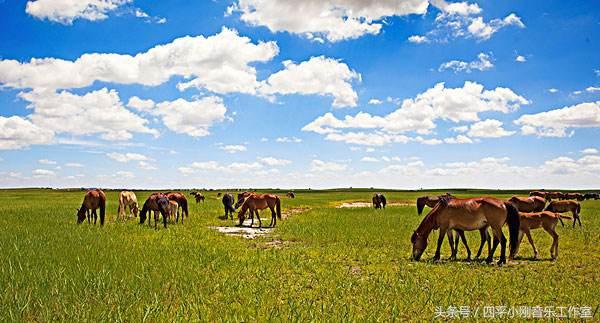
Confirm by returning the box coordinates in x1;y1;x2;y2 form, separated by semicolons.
336;202;412;208
209;207;310;239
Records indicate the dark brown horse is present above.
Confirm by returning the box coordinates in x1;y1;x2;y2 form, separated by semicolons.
411;197;520;265
560;192;584;201
584;193;600;200
190;191;205;203
165;192;189;219
234;191;254;209
416;193;454;215
529;191;547;199
545;200;582;227
372;193;387;209
139;193;170;229
286;192;295;198
76;189;106;225
238;194;281;227
222;193;236;220
508;196;546;213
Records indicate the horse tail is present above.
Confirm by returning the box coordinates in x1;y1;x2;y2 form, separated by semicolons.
560;215;572;220
140;202;148;224
544;202;553;212
99;196;106;226
504;201;520;258
416;197;426;215
276;196;281;219
181;198;189;218
576;203;581;214
381;195;387;208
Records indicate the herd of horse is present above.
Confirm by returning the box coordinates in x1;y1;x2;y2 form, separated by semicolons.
76;189;286;230
76;188;595;264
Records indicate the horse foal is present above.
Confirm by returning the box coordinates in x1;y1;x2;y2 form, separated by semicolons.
515;211;569;259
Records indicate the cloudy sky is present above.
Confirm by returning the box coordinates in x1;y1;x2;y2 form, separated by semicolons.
0;0;599;189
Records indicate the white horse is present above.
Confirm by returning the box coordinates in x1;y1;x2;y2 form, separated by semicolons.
117;191;139;220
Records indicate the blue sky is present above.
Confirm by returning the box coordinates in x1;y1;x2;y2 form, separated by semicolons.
0;0;599;189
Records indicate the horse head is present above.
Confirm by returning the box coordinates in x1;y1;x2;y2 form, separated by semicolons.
411;231;427;261
76;207;86;224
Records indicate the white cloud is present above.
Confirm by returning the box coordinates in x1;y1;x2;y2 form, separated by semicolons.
0;116;54;150
303;81;528;145
586;86;600;93
257;157;291;166
361;156;379;162
428;10;525;43
408;35;429;43
65;163;84;168
127;96;156;112
467;13;524;40
138;161;157;170
38;159;57;165
260;56;360;108
230;0;429;42
430;0;481;16
0;28;278;95
26;0;131;24
32;168;55;177
581;148;598;155
515;55;526;62
548;88;559;93
220;145;247;153
515;101;600;137
179;160;265;174
310;159;347;172
368;99;383;105
443;134;473;144
467;119;515;138
439;52;494;73
276;136;302;143
107;152;150;162
115;171;135;178
154;97;228;137
18;88;157;141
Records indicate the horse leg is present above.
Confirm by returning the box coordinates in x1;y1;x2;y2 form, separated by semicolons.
458;230;471;260
487;230;501;264
92;210;97;225
498;230;507;265
575;211;582;227
544;225;559;259
452;230;460;258
87;210;91;224
433;227;447;261
475;228;487;259
447;230;456;261
256;210;263;228
524;229;538;259
270;206;277;227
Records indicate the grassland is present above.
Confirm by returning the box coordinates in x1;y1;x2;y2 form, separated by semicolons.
0;188;598;321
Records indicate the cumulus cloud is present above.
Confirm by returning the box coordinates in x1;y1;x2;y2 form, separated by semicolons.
586;86;600;93
18;88;157;141
229;0;430;42
361;156;379;162
220;145;247;153
32;168;56;177
515;55;526;62
443;134;473;144
65;163;84;168
0;116;54;150
257;157;291;166
310;159;347;172
466;119;515;138
276;136;302;143
260;56;360;108
548;88;559;93
439;52;494;73
466;13;524;40
38;159;57;165
303;81;528;145
26;0;131;24
427;9;524;43
106;152;150;162
515;101;600;137
408;35;429;43
581;148;598;155
178;160;264;174
368;99;383;105
0;28;278;95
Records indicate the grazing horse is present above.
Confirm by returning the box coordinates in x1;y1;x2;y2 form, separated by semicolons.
168;200;180;223
529;191;547;199
545;200;581;227
234;191;254;209
140;193;170;229
515;211;570;259
238;194;282;227
372;193;387;209
286;192;296;198
165;192;189;219
508;196;546;213
222;193;236;220
416;193;454;215
117;190;139;220
76;189;106;225
545;192;563;201
561;192;584;201
190;191;205;203
411;197;520;265
584;193;600;200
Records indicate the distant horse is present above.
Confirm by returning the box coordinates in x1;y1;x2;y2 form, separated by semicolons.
76;189;106;225
217;192;222;197
411;197;520;265
117;190;139;220
584;193;600;200
140;193;170;229
416;193;454;215
545;200;581;227
222;193;236;220
529;191;547;199
238;194;281;227
508;196;546;213
168;200;180;223
190;191;205;203
372;193;387;209
286;192;295;198
545;192;563;201
515;211;571;259
560;193;584;201
165;192;188;219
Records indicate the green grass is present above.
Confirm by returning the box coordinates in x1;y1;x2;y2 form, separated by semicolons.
0;188;598;321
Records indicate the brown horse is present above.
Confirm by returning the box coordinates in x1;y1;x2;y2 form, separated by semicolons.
190;191;205;203
286;192;295;198
545;200;581;227
372;193;386;209
165;192;189;219
76;189;106;225
545;192;563;201
411;197;520;265
238;194;281;227
560;192;584;201
416;193;454;215
515;211;571;259
234;191;254;209
139;193;170;229
508;196;546;213
529;191;547;199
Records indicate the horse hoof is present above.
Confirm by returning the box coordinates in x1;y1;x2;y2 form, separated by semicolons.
485;257;493;264
497;258;506;266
